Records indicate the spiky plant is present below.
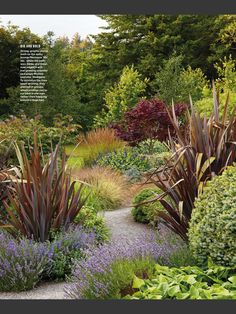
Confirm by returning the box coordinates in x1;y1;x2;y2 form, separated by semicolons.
1;134;88;242
147;87;236;241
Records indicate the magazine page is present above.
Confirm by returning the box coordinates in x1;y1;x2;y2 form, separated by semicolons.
0;10;235;305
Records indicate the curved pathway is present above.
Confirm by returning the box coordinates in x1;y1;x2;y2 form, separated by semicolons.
101;207;155;243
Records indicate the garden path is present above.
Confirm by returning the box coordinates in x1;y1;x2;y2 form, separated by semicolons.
101;207;155;243
0;281;66;300
0;207;158;300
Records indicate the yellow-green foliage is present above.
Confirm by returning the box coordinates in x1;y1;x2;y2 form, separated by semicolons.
195;92;236;117
65;145;85;170
75;166;129;211
188;165;236;267
94;65;148;127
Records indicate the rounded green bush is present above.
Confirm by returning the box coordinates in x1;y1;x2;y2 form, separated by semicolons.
132;188;165;225
188;165;236;267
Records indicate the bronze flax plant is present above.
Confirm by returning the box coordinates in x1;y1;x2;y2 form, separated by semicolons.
1;134;89;242
146;87;236;241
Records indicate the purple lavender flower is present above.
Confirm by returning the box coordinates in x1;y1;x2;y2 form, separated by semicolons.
64;232;180;299
45;225;97;280
0;231;50;292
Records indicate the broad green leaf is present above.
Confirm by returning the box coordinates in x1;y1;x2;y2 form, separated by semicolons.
168;285;181;297
228;276;236;285
189;285;200;299
183;275;197;285
176;292;190;300
132;276;145;289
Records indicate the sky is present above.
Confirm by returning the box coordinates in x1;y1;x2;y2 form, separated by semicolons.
0;15;108;39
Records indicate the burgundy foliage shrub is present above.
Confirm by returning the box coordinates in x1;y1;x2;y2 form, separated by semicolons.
112;99;187;145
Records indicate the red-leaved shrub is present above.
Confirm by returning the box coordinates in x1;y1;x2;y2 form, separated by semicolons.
112;99;187;145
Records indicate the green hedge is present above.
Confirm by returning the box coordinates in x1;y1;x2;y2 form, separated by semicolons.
188;165;236;267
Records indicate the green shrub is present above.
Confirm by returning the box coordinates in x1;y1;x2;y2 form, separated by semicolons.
125;263;236;300
136;139;169;155
94;65;147;127
147;151;172;169
132;188;165;225
0;114;79;157
96;148;151;181
195;92;236;117
188;165;236;267
74;205;110;243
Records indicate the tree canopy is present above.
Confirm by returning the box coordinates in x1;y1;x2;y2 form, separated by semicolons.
0;15;235;129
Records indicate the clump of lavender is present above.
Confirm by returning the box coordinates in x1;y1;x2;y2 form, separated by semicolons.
47;226;97;280
65;233;180;299
0;232;51;292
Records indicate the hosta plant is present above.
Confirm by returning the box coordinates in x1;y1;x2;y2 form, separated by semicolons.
125;262;236;300
1;135;88;242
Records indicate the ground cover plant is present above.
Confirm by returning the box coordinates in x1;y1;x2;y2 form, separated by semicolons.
96;148;151;182
124;262;236;300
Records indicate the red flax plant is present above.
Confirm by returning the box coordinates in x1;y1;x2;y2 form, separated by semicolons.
0;134;89;242
147;88;236;241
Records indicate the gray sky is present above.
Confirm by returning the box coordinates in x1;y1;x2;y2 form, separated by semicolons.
0;15;108;39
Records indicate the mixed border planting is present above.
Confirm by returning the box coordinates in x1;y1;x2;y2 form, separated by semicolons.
0;15;236;300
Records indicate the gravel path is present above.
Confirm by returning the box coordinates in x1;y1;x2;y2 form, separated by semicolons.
0;207;156;300
101;207;155;243
0;282;67;300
